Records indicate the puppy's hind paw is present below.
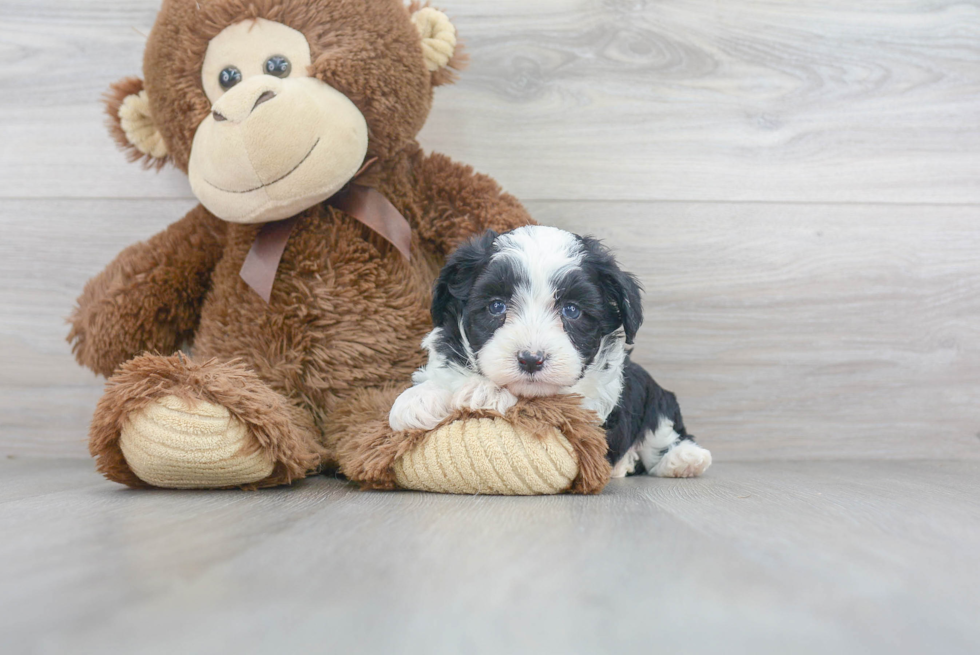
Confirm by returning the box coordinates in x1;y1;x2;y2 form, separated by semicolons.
652;441;712;478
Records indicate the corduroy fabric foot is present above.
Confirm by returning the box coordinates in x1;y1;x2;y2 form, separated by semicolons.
393;417;578;495
90;353;326;489
337;394;612;495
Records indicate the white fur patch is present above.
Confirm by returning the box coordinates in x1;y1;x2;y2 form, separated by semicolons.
635;418;711;478
450;376;519;415
652;440;713;478
610;445;640;478
567;334;626;422
636;418;681;471
388;380;454;432
492;225;583;275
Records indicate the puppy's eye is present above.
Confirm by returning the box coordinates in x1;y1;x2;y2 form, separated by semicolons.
561;303;582;320
219;66;242;90
264;55;292;78
489;300;507;316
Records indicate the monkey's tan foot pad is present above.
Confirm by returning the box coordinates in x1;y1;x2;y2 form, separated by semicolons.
119;395;275;489
392;417;580;495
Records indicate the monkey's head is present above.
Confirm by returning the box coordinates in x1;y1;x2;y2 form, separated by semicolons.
108;0;463;224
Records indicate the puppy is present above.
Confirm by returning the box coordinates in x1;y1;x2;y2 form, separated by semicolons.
389;225;712;478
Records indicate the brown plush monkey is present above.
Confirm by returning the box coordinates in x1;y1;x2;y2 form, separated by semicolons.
69;0;611;494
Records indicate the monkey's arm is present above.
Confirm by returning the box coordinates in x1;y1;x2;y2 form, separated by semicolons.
68;206;226;377
411;151;535;255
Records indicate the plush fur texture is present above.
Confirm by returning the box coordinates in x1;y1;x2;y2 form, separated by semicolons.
68;206;227;378
71;0;540;489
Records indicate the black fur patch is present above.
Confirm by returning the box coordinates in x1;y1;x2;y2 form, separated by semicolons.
430;231;527;369
603;358;694;473
463;257;523;355
430;230;499;367
577;236;644;345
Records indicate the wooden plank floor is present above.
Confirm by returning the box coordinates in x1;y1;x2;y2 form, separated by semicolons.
2;458;979;654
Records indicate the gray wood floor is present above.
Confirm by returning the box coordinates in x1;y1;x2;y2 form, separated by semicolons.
2;458;979;655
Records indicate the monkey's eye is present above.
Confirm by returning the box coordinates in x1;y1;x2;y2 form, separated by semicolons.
561;303;582;320
219;66;242;90
489;300;507;316
264;55;292;78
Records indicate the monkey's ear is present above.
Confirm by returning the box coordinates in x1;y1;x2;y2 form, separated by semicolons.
410;4;468;87
104;77;170;169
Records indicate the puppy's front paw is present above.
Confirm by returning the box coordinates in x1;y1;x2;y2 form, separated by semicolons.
389;382;453;432
452;377;518;415
652;441;712;478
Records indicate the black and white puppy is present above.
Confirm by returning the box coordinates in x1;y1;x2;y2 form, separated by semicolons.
388;226;712;478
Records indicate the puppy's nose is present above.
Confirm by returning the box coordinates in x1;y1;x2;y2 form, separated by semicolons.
518;351;547;374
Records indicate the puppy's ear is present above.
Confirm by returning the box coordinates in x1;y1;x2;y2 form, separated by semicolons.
605;267;643;344
105;77;170;169
582;237;644;344
431;230;497;326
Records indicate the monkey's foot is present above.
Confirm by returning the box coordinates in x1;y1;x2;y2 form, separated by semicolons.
90;354;325;489
338;393;612;495
393;417;579;495
119;395;275;489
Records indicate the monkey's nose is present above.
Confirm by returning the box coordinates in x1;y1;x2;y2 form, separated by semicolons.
518;351;547;374
210;77;283;124
252;91;276;111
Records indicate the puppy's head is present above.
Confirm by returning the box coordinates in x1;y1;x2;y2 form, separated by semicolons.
431;226;642;396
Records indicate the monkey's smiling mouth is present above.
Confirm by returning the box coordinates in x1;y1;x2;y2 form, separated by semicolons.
204;139;321;194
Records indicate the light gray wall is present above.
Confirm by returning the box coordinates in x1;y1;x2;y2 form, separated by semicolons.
2;0;978;460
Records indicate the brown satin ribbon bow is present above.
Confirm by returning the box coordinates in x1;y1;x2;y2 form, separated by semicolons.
239;158;412;302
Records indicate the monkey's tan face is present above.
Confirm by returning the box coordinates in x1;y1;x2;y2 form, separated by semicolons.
188;19;369;224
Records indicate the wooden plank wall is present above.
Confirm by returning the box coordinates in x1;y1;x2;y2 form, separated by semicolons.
1;0;978;461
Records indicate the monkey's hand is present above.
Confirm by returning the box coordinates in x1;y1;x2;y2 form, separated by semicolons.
68;207;225;377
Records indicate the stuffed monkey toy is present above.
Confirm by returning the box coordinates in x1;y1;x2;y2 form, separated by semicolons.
69;0;611;494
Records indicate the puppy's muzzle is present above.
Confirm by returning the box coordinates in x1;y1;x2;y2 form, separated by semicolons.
517;350;547;374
